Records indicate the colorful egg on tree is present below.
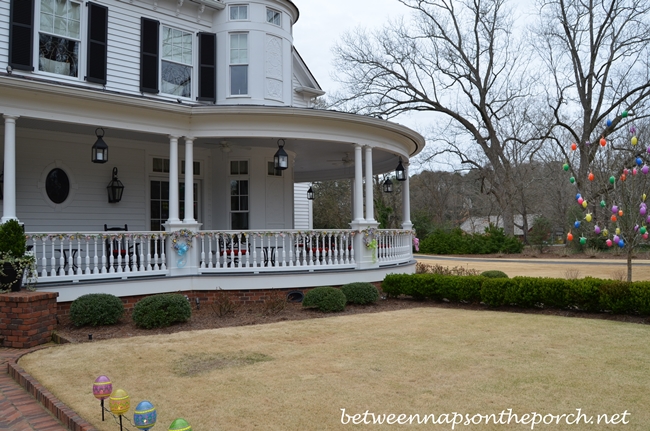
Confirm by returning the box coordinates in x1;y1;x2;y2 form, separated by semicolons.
616;227;621;235
571;142;577;151
109;389;130;416
585;213;592;222
588;172;594;181
133;401;157;431
647;216;650;224
601;137;607;147
93;376;112;400
622;111;629;118
603;229;609;237
607;119;613;127
612;215;618;222
578;197;584;205
619;239;625;248
582;201;588;208
580;237;587;245
641;226;647;235
632;136;638;146
570;177;575;183
567;232;574;241
600;200;606;207
619;210;624;216
574;221;581;228
563;163;570;171
644;165;650;175
606;239;613;247
594;225;601;234
641;206;647;215
612;205;619;213
614;235;620;243
634;168;638;175
168;418;192;431
610;176;616;183
576;193;582;200
637;157;643;166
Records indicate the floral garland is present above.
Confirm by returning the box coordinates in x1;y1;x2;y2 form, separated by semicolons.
167;229;196;255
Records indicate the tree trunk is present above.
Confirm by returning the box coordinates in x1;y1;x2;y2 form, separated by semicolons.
627;252;633;283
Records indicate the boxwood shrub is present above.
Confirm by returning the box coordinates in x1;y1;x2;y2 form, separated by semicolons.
480;270;509;279
302;287;346;312
382;273;650;316
132;293;192;329
70;293;124;327
341;282;379;305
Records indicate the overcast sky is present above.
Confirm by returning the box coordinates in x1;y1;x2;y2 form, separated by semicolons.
292;0;412;95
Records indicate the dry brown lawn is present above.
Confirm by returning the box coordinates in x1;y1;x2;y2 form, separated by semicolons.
20;307;650;430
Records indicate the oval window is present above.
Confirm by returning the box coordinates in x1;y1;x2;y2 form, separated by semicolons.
45;168;70;204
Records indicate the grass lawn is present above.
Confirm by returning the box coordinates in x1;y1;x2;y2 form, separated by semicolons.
21;307;650;430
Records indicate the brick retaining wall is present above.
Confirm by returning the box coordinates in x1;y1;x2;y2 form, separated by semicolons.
0;291;58;348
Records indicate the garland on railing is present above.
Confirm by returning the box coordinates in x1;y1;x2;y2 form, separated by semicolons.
25;232;168;241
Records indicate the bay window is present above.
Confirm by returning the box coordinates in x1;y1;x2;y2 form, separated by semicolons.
230;33;248;96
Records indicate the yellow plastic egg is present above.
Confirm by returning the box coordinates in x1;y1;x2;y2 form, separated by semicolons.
109;389;130;416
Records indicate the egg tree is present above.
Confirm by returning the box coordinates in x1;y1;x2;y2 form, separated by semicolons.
564;111;649;281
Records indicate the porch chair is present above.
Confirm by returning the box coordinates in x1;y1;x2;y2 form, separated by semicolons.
103;224;136;270
217;235;248;267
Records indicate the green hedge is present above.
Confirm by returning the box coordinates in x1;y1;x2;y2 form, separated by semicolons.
302;287;346;312
132;294;192;329
480;270;509;279
70;293;124;327
341;282;379;305
382;273;650;315
419;226;523;255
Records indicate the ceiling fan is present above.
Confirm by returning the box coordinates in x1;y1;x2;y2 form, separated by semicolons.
326;153;354;166
217;140;251;153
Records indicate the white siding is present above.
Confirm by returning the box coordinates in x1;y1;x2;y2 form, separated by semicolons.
0;0;9;66
292;74;309;108
293;182;312;229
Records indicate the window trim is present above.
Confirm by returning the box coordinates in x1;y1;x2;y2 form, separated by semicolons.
229;159;250;230
160;24;194;99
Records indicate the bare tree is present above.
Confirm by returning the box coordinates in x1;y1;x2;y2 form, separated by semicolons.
332;0;551;235
534;0;650;188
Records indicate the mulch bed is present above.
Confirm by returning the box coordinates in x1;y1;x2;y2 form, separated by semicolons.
55;296;650;344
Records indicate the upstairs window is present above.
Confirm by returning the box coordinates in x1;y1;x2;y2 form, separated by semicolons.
161;26;193;98
38;0;81;77
230;33;248;95
229;5;248;20
266;8;281;26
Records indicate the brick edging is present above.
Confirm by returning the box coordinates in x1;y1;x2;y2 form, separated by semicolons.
7;351;97;431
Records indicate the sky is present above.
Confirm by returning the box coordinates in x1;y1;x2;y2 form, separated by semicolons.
292;0;412;96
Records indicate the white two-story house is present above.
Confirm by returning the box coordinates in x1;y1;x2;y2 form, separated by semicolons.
0;0;424;301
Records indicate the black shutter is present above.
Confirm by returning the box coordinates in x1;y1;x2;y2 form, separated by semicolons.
198;32;216;102
140;17;159;93
86;2;108;84
9;0;34;71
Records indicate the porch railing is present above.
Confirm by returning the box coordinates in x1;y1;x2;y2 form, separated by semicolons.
25;229;413;284
26;232;169;283
197;230;356;273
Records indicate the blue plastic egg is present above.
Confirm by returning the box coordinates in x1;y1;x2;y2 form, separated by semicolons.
637;157;643;166
619;239;625;248
134;401;157;430
607;119;613;127
574;221;581;228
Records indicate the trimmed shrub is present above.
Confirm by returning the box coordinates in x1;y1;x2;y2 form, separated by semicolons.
629;281;650;315
598;281;631;314
419;226;523;255
132;294;192;329
341;282;379;305
70;293;124;327
480;270;509;279
302;287;346;312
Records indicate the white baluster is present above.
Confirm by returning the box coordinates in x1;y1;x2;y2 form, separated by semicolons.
41;238;47;277
160;235;167;270
101;235;108;274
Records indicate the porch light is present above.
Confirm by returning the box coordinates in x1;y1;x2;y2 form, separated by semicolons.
395;157;406;181
92;128;108;163
307;186;314;200
107;167;124;203
274;139;289;170
383;178;393;193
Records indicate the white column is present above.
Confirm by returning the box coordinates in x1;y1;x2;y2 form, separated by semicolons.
402;163;413;230
353;144;364;223
2;115;18;223
364;145;376;223
183;137;195;223
167;136;180;223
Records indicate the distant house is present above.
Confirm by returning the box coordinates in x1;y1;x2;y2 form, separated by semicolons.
460;215;538;238
0;0;424;302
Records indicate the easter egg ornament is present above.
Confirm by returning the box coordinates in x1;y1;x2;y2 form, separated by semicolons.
641;226;647;235
134;401;157;431
619;239;625;248
570;176;575;184
567;232;574;242
622;110;629;118
93;376;112;421
580;237;587;245
612;205;619;214
600;137;607;147
576;193;582;200
632;136;638;146
585;213;592;222
619;209;624;216
109;389;130;431
594;225;601;235
571;142;577;151
606;239;613;247
563;163;570;171
169;418;192;431
603;229;609;237
611;215;618;222
637;157;643;166
577;197;584;205
614;235;620;243
644;165;650;175
606;119;613;127
582;200;588;208
588;172;594;181
574;220;581;229
616;227;621;235
600;200;606;208
609;176;616;184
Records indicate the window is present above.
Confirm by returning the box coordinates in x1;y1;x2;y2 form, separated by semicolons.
267;161;282;177
230;160;249;229
38;0;81;77
229;5;248;20
266;8;281;26
153;157;170;173
230;33;248;95
181;161;201;175
161;26;192;98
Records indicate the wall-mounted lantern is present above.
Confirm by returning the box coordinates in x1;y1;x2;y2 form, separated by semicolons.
274;139;289;170
307;186;314;200
107;167;124;203
92;128;108;163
